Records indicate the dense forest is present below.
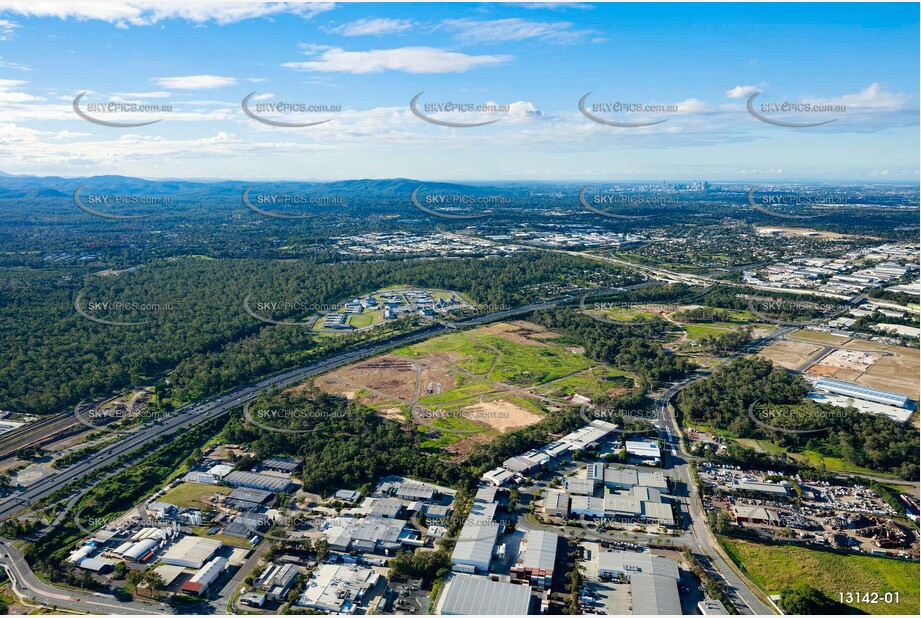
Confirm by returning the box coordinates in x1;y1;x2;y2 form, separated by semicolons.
530;306;696;387
0;252;633;414
677;357;919;479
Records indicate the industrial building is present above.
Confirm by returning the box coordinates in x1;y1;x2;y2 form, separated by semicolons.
732;479;791;496
624;439;662;463
369;497;404;519
602;467;669;493
565;477;595;496
334;489;361;502
160;535;222;569
325;517;418;555
511;530;558;590
814;378;913;409
260;456;303;474
732;504;780;526
542;490;570;518
630;572;682;615
569;495;605;518
296;564;380;614
396;479;437;501
481;467;516;486
434;574;533;615
180;556;228;596
450;487;501;573
598;550;680;582
226;487;276;510
699;599;731;615
224;470;294;493
208;463;234;480
256;562;299;601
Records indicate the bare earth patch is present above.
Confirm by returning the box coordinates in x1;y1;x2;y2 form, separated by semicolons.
476;322;548;347
459;399;542;432
758;340;822;370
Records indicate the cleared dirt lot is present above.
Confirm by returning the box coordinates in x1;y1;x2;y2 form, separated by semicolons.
459;400;542;432
788;329;851;345
758;340;823;370
858;348;920;399
318;355;456;406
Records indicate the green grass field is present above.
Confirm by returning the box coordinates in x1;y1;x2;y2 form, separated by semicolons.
347;312;376;328
682;322;741;341
535;366;635;401
481;335;593;387
159;482;229;509
734;438;902;480
719;537;920;615
395;332;497;374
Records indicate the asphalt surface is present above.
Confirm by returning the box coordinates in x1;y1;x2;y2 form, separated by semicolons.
0;541;167;615
0;297;573;522
653;326;799;615
0;296;584;614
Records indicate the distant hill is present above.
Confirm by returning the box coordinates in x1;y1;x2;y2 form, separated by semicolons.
0;173;495;200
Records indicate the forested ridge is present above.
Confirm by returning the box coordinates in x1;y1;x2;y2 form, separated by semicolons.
677;357;919;479
0;252;633;414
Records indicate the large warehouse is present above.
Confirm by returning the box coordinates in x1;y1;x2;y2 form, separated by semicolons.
434;574;533;615
224;470;294;493
814;378;913;409
180;556;228;596
511;530;558;590
160;536;222;569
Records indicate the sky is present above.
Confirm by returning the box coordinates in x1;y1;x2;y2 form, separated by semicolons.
0;1;918;181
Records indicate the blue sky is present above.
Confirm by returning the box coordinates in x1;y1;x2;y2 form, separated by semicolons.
0;2;917;181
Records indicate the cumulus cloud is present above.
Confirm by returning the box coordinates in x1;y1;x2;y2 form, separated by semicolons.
0;78;44;103
325;18;414;36
282;46;512;74
439;17;596;45
810;82;908;109
0;2;335;27
152;75;238;90
0;17;17;39
725;85;760;99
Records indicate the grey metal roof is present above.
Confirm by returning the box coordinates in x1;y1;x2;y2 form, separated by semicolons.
261;456;303;472
437;574;532;615
225;470;293;492
630;573;682;615
520;530;558;572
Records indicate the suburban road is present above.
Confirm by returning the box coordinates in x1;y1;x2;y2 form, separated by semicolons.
0;295;587;614
0;541;166;615
654;326;799;615
0;295;581;524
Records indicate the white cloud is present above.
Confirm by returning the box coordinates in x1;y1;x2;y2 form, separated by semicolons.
725;85;760;99
116;91;172;99
515;3;594;9
0;17;17;39
0;78;44;103
0;2;335;27
0;56;30;71
152;75;237;90
283;46;511;74
325;18;414;36
810;82;908;109
439;18;595;44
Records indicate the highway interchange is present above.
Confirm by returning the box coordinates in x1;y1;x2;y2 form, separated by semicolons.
0;263;911;615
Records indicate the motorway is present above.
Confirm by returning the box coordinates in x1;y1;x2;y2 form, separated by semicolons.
0;297;576;523
0;295;592;614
